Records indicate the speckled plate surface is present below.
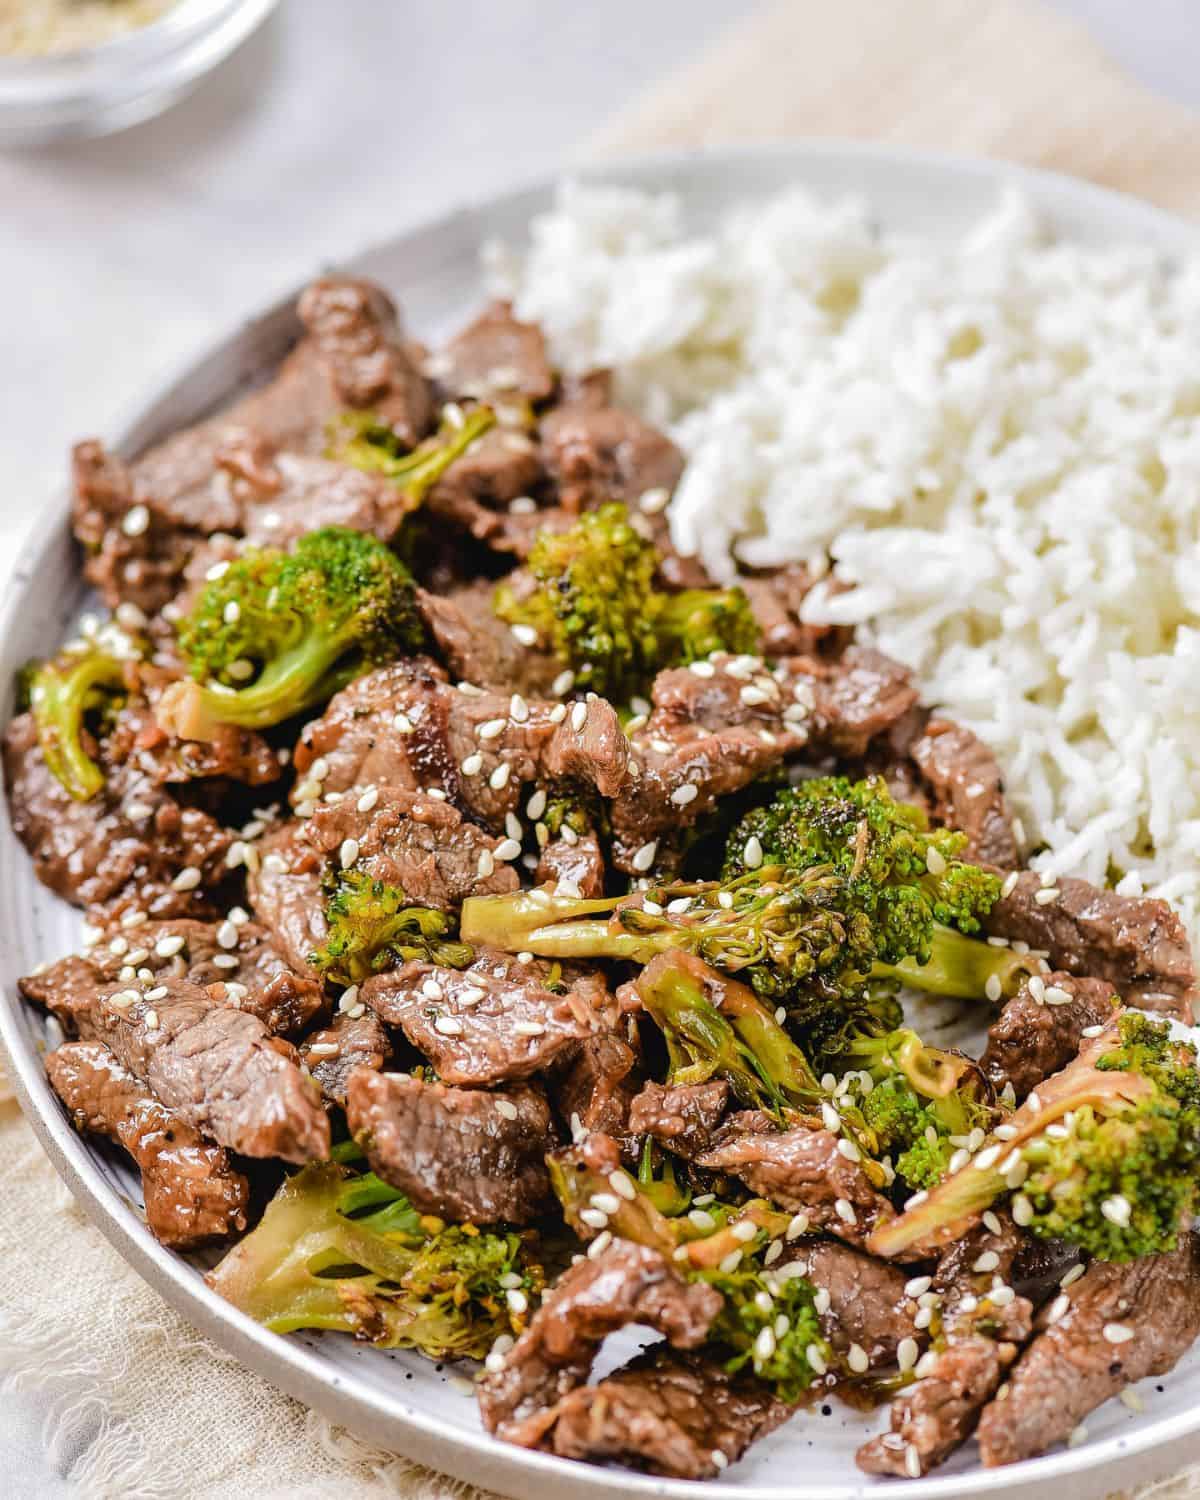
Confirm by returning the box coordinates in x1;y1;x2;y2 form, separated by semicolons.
3;143;1200;1499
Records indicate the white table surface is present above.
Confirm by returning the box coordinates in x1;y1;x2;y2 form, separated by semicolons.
3;1;1200;1494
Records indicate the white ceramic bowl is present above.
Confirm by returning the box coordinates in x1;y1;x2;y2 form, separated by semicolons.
2;143;1199;1500
0;0;277;146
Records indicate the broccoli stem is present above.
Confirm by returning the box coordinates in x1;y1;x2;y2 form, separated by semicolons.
635;952;823;1111
336;405;496;507
159;631;359;739
31;652;127;801
872;923;1035;1002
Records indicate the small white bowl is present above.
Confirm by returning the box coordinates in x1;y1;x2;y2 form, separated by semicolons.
0;0;277;146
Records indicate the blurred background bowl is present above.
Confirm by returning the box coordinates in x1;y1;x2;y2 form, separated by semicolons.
0;0;277;146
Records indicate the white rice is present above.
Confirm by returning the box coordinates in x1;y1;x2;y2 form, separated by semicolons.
489;182;1200;941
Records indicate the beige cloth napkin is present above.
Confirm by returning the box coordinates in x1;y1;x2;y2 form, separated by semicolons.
4;2;1200;1496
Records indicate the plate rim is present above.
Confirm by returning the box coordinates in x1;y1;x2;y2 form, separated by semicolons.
3;138;1200;1500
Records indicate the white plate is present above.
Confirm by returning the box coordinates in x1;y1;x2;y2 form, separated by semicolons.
3;143;1199;1500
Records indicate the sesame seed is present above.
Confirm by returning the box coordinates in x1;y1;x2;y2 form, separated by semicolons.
508;495;537;514
494;838;521;862
982;1210;1003;1236
670;783;698;806
391;711;414;734
121;504;150;537
525;789;547;820
307;1041;341;1058
993;1123;1018;1140
226;658;255;681
1104;1322;1135;1345
513;1020;546;1037
973;1144;1002;1170
609;1171;636;1201
356;786;380;814
1101;1195;1132;1227
457;985;486;1007
1120;1388;1145;1412
478;718;506;741
764;1239;783;1265
1001;870;1020;898
477;849;495;878
510;624;538;647
688;1208;717;1232
1067;1424;1088;1449
1061;1264;1085;1288
846;1343;870;1374
897;1338;919;1372
460;753;484;776
489;762;512;791
1044;984;1073;1006
775;1006;787;1024
556;879;583;900
632;840;658;872
639;486;670;514
551;670;576;698
836;1138;861;1163
740;685;772;707
710;1450;728;1472
914;1306;933;1330
494;1098;518;1121
784;1212;811;1242
505;1288;528;1315
988;1284;1015;1307
1047;1294;1071;1324
1081;1023;1105;1038
904;1445;922;1478
154;935;185;958
731;1219;758;1243
338;985;360;1012
833;1198;857;1225
213;921;236;951
985;973;1003;1002
1035;887;1061;905
808;1344;828;1376
579;1208;609;1231
905;1275;932;1298
689;661;715;678
973;1250;1000;1274
743;834;764;870
586;1229;613;1260
925;846;947;876
718;1250;743;1273
821;1102;841;1132
570;702;588;733
1028;974;1046;1004
590;1192;622;1217
171;868;201;892
434;1015;464;1036
812;1287;831;1314
339;838;359;869
754;1326;777;1362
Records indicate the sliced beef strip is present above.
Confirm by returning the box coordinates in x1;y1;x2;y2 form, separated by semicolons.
476;1238;722;1445
433;301;555;405
360;950;610;1086
295;787;521;909
71;437;242;616
698;1120;900;1253
539;1346;792;1479
225;442;412;550
299;1008;391;1106
424;428;547;551
977;1232;1200;1467
416;581;563;698
909;718;1018;868
245;823;328;975
24;917;325;1038
53;977;329;1162
535;828;606;899
738;563;852;660
104;687;283;788
857;1217;1033;1478
628;1080;731;1162
981;972;1120;1102
610;646;918;874
780;1241;918;1366
556;1033;642;1147
539;404;685;515
346;1069;556;1224
295;275;433;447
983;872;1195;1022
291;662;629;832
3;711;231;919
46;1040;250;1249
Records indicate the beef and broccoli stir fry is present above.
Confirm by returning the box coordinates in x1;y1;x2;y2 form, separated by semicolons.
6;276;1200;1482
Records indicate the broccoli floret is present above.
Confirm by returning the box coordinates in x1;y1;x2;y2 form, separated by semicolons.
655;587;761;666
844;1028;994;1192
868;1013;1200;1262
160;527;424;741
308;869;474;985
492;503;761;701
461;853;1031;1016
28;647;129;801
330;404;497;508
207;1161;541;1358
701;1262;831;1403
726;778;1029;1002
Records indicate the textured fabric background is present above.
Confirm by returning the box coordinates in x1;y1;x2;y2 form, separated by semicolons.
4;1;1200;1495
